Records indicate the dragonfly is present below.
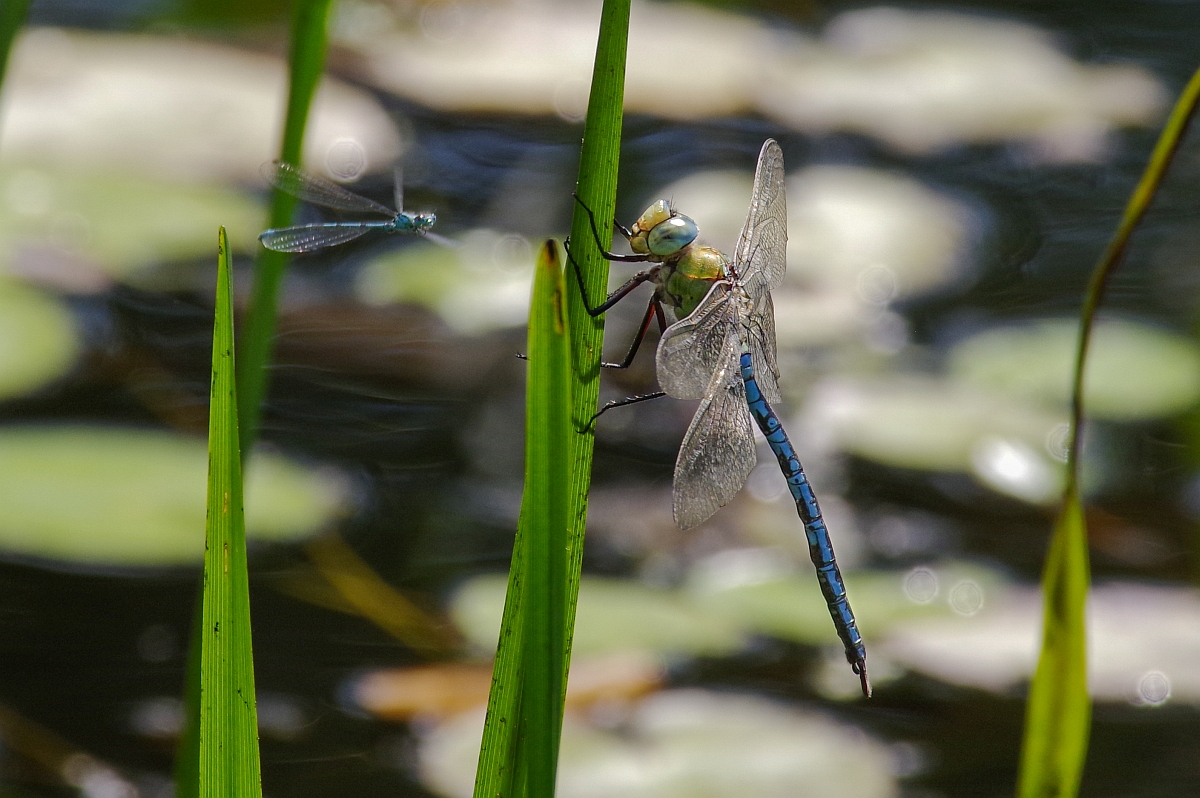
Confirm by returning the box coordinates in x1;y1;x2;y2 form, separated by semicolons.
258;161;441;253
569;140;870;696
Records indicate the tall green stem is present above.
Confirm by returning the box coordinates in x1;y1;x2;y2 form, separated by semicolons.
237;0;333;451
1016;65;1200;798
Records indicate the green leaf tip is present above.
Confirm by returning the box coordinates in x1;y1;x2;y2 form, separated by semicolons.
1015;63;1200;798
188;224;262;798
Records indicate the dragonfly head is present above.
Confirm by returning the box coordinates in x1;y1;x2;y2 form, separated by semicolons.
628;200;698;257
412;211;437;231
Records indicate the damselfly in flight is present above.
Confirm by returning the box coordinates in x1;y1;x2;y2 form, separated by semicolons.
570;140;870;696
258;161;440;253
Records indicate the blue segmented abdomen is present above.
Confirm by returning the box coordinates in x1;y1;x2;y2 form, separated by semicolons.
739;351;869;685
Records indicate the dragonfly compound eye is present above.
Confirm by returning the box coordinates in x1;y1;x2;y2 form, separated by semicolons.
648;214;698;256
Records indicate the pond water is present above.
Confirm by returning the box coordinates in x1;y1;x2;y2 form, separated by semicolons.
4;0;1200;796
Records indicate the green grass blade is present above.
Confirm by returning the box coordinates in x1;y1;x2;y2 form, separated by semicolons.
561;0;629;690
471;5;628;797
1016;495;1090;798
175;226;264;796
237;0;334;451
521;241;572;797
0;0;31;103
195;228;263;798
173;594;204;798
1015;65;1200;798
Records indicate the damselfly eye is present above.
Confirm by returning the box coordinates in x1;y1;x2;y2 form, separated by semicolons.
648;214;698;256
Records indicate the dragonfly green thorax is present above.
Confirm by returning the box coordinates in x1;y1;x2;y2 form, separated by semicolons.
625;199;728;319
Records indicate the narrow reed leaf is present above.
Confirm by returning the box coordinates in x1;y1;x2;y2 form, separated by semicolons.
1016;495;1089;798
562;0;629;686
238;0;334;451
195;228;263;798
0;0;31;103
473;4;629;797
521;241;572;797
1016;65;1200;798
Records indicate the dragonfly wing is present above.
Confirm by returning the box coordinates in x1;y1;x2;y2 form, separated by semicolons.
734;140;787;301
421;230;461;248
263;161;395;216
743;290;782;404
656;282;736;400
672;328;757;530
258;224;373;253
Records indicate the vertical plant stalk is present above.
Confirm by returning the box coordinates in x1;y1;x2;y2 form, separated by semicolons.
237;0;334;451
196;228;263;798
1016;66;1200;798
0;0;31;103
471;4;629;796
561;0;629;695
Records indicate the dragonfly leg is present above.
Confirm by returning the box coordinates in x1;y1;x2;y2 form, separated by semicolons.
571;193;650;263
516;291;657;366
582;390;668;433
653;300;669;332
565;237;655;317
599;297;660;369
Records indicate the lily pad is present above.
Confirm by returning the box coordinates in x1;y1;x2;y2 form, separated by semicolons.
3;27;402;183
882;581;1200;705
419;689;897;798
0;426;349;567
805;375;1066;503
687;552;1006;643
758;7;1164;162
355;229;535;334
786;166;970;300
348;2;1161;162
647;165;971;325
450;574;745;659
947;318;1200;421
0;166;264;280
0;281;78;397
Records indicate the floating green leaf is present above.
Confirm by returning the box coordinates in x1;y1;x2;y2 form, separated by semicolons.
453;574;744;660
0;426;346;567
0;167;264;281
0;281;78;398
950;318;1200;421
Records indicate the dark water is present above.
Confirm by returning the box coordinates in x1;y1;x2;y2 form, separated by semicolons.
8;1;1200;797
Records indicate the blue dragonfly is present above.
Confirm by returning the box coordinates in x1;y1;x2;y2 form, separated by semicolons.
570;140;870;696
258;161;442;253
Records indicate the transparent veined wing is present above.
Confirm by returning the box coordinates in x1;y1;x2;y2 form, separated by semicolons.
734;139;787;302
742;289;782;405
422;230;461;248
671;328;757;530
258;224;375;253
393;166;405;214
656;282;737;400
263;162;395;216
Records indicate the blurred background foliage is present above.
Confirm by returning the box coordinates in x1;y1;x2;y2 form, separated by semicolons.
2;0;1200;797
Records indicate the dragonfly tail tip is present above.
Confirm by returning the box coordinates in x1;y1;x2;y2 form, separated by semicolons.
856;661;872;698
